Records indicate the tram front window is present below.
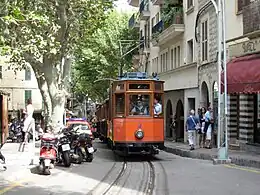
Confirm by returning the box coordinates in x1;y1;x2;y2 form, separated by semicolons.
129;94;150;116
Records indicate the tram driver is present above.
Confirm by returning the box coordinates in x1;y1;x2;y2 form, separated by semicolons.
130;95;149;115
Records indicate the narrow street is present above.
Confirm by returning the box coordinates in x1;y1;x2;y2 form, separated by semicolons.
1;141;260;195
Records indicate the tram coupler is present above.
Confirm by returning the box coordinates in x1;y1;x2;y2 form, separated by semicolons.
151;146;159;154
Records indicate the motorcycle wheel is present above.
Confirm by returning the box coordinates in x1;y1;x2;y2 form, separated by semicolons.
86;153;93;162
75;149;83;164
62;151;71;167
38;160;50;175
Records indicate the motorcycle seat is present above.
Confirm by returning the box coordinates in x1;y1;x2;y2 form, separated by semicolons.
41;133;57;141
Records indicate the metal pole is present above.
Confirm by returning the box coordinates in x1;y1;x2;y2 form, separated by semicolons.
221;0;228;157
217;0;222;149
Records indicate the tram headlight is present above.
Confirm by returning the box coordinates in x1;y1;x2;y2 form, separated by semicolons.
135;129;144;139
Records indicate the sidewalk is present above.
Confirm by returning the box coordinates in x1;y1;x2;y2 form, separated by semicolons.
0;142;39;182
164;141;260;169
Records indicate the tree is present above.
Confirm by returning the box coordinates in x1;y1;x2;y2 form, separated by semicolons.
0;0;114;130
73;10;139;101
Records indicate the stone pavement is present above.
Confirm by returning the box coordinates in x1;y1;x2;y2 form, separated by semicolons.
164;141;260;169
0;142;39;182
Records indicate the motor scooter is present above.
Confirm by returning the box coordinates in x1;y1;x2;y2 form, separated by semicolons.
38;133;57;175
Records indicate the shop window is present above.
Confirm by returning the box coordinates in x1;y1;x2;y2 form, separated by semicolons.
154;93;163;117
129;94;150;116
115;94;125;116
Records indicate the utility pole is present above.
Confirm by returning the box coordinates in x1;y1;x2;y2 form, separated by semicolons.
210;0;230;163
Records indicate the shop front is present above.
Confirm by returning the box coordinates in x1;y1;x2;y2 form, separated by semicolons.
227;37;260;151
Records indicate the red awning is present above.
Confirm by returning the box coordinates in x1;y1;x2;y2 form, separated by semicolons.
222;54;260;94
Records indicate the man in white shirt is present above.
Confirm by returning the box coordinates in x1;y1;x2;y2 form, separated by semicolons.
154;97;162;116
22;98;35;144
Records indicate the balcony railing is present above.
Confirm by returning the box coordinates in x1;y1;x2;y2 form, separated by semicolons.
243;0;260;35
128;14;135;28
128;13;139;29
139;0;149;13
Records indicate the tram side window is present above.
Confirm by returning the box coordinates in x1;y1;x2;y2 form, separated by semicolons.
129;94;150;116
154;94;163;117
115;94;125;116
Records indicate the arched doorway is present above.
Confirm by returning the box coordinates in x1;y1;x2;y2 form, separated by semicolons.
175;100;184;142
166;100;173;138
201;81;209;108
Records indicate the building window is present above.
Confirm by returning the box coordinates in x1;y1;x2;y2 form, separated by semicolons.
25;69;31;80
160;54;163;73
174;47;177;68
166;52;168;71
187;0;193;9
187;39;194;63
0;66;2;79
24;90;32;105
177;46;181;67
201;20;208;62
152;17;155;28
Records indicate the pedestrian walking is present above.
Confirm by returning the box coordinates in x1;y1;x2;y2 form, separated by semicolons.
204;107;213;149
22;98;35;144
198;107;206;148
186;109;200;150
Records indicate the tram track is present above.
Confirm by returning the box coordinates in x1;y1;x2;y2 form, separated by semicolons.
88;154;156;195
143;161;155;195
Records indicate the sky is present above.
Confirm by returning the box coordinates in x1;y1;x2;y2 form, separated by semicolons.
114;0;137;12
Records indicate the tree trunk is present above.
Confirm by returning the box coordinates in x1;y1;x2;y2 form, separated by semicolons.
43;63;66;133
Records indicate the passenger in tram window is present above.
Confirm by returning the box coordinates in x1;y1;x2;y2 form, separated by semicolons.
130;95;149;115
154;96;162;116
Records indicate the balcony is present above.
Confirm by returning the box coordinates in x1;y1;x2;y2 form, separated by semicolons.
127;0;139;7
243;0;260;36
152;7;184;46
139;0;150;20
128;13;140;29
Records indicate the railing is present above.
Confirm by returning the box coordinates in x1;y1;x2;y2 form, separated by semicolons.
243;0;260;35
128;13;136;28
139;0;149;13
152;20;163;35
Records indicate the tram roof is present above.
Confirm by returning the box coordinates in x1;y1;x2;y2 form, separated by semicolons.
118;72;161;81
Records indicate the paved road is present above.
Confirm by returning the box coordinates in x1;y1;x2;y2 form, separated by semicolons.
1;141;260;195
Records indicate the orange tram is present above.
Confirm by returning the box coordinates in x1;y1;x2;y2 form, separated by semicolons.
95;72;164;155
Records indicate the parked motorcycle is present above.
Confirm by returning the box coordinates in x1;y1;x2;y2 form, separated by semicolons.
38;131;71;175
8;122;23;143
72;125;96;162
38;133;57;175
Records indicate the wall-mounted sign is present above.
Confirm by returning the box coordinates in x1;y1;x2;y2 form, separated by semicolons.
229;37;260;58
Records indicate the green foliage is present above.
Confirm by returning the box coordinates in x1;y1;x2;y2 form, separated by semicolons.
0;0;114;70
73;11;139;101
161;0;183;28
